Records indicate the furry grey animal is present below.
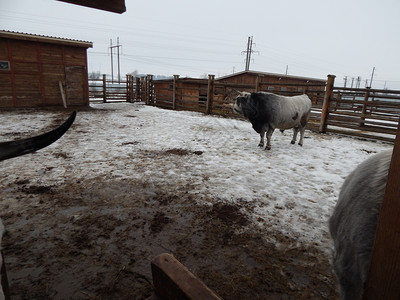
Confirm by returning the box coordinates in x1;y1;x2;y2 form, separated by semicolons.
329;150;392;300
233;92;311;150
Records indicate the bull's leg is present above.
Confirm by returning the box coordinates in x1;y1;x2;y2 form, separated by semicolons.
298;114;309;147
298;126;306;146
258;129;266;148
265;127;275;150
291;127;299;145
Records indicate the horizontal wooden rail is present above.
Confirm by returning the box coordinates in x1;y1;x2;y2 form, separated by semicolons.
333;87;400;94
259;82;327;87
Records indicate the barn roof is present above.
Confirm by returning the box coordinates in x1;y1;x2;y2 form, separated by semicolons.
216;70;326;83
0;30;93;48
57;0;126;14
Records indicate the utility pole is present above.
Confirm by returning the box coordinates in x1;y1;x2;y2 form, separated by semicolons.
241;36;259;71
356;76;361;88
369;67;376;88
285;65;289;75
343;76;348;88
110;39;113;83
109;37;122;83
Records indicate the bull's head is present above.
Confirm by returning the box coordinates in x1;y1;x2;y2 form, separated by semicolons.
232;92;251;115
0;111;76;161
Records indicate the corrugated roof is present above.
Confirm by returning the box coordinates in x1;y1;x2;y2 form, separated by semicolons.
0;30;93;48
216;70;326;82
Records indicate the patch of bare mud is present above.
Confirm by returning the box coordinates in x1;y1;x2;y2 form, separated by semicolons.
1;176;338;299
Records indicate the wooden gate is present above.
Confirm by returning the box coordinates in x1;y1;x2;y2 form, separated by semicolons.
89;75;144;103
65;66;88;106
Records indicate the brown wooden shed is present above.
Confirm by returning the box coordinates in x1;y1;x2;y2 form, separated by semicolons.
216;70;325;87
216;70;326;103
0;30;93;108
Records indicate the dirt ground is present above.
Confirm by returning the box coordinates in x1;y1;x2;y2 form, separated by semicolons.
0;106;339;299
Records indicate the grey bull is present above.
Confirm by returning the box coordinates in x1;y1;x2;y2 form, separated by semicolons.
233;92;312;150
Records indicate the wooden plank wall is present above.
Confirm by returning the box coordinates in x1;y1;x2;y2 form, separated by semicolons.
151;75;326;129
150;75;400;143
321;85;400;142
362;122;400;298
0;38;89;108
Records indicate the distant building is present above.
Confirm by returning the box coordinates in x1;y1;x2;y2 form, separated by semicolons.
0;30;92;108
217;70;325;85
216;70;326;104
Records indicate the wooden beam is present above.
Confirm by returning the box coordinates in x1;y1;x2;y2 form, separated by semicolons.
206;75;215;114
172;75;179;110
151;253;221;300
362;120;400;299
56;0;126;14
319;74;336;133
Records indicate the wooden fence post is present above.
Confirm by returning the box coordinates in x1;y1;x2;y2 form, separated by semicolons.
144;75;150;105
102;74;107;103
129;75;134;102
360;87;371;127
148;75;153;104
126;74;130;102
302;82;309;96
362;121;400;299
172;75;179;110
255;75;261;92
319;74;336;133
206;74;215;114
135;77;140;102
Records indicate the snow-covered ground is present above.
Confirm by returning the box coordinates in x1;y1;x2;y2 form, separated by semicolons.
1;102;392;255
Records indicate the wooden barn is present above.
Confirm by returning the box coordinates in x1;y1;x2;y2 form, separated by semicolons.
150;76;208;110
151;70;327;114
217;70;325;87
216;70;326;104
0;30;93;108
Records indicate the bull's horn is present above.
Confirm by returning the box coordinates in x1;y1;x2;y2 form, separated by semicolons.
0;111;76;161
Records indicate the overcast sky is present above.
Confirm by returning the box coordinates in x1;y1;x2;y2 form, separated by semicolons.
1;0;400;88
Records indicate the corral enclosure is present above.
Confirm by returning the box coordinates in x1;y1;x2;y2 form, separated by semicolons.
150;71;326;117
0;30;92;108
0;103;392;299
143;73;400;143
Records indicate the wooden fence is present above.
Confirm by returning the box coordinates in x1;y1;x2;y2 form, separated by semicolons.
89;73;400;143
88;74;146;103
147;74;400;143
149;74;326;127
320;75;400;142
